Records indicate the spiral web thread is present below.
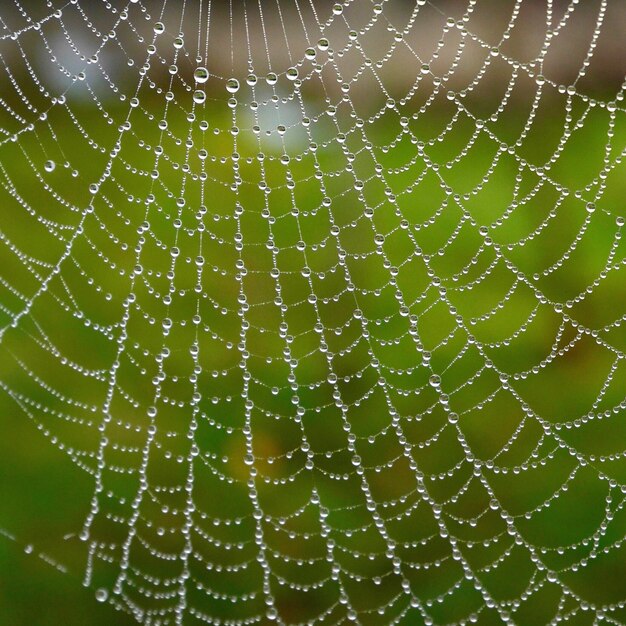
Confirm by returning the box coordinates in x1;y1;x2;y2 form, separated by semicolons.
0;0;626;624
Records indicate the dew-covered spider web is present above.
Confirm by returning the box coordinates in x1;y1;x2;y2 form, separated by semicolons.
1;0;626;624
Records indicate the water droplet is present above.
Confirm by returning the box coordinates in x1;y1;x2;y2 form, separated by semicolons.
318;38;330;51
194;67;209;84
44;160;56;173
193;90;206;104
153;21;165;34
266;72;278;86
226;78;240;93
95;588;108;603
286;67;299;81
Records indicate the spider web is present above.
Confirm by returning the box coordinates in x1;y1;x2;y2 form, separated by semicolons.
1;0;626;624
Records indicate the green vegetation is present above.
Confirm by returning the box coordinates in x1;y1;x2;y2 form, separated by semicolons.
1;85;625;625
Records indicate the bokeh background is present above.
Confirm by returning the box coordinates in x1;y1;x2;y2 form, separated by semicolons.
1;1;625;624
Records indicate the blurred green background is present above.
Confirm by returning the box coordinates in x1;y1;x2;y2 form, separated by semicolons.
1;1;626;625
